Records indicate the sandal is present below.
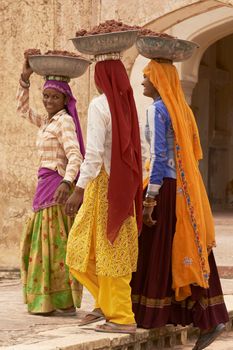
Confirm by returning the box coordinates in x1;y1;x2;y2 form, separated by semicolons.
55;307;77;316
95;321;137;334
192;323;225;350
78;308;105;326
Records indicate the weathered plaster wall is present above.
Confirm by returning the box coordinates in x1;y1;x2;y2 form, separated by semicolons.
0;0;53;267
0;0;93;267
99;0;232;26
0;0;232;267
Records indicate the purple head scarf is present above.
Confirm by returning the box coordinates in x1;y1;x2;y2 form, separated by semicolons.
43;80;85;158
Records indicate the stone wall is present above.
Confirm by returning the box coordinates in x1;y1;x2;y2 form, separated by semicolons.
0;0;232;267
0;0;93;267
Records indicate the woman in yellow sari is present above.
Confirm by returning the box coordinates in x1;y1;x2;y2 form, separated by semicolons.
131;60;229;350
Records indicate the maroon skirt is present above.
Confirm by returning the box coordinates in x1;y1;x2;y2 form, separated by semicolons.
131;178;229;330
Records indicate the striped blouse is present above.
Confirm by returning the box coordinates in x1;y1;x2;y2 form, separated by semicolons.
16;85;83;183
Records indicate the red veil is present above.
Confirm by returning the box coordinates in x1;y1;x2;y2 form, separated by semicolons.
94;60;143;243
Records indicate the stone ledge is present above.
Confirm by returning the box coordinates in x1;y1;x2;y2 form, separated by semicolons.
2;280;233;350
7;312;233;350
0;268;20;282
58;312;233;350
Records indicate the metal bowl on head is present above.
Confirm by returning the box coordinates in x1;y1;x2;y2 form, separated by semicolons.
136;36;199;62
28;55;92;78
71;30;139;55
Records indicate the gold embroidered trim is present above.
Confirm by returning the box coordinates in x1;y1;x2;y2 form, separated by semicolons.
132;294;225;310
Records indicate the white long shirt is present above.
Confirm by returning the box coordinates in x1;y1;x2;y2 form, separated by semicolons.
77;94;111;189
77;93;147;189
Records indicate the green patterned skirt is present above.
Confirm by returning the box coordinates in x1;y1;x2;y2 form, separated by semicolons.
20;205;82;313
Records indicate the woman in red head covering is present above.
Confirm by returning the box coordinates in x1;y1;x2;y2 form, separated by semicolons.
66;59;142;333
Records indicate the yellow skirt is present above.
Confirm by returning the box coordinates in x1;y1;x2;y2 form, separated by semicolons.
66;169;138;277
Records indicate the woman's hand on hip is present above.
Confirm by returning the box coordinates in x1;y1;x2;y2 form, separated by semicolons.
143;207;156;227
53;183;70;205
65;187;84;216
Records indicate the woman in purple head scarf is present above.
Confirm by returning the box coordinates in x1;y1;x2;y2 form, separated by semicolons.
17;58;85;315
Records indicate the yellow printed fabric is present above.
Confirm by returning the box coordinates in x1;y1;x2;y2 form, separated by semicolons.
71;266;135;324
70;234;135;325
66;169;138;277
144;61;216;301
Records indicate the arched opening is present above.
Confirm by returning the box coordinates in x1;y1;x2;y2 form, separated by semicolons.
130;6;233;209
191;34;233;209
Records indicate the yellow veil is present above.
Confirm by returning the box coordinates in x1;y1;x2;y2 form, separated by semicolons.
144;60;216;301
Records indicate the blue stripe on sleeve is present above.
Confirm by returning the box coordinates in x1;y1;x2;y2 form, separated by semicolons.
149;101;168;185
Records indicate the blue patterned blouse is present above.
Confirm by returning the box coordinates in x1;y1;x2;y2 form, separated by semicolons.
145;97;176;197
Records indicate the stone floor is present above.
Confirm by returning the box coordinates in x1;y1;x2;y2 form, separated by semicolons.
213;211;233;268
0;279;232;350
175;332;233;350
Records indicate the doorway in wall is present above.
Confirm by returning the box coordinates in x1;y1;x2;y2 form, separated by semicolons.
191;34;233;210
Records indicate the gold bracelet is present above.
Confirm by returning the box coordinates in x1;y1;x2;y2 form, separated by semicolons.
143;200;157;208
19;74;30;88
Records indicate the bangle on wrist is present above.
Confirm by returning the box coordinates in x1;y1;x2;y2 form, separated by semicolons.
143;200;157;208
21;73;30;83
145;193;156;199
19;74;30;88
60;180;72;189
145;194;156;201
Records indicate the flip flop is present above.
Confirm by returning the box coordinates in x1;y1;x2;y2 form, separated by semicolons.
78;308;105;326
192;323;225;350
95;321;137;334
54;307;77;316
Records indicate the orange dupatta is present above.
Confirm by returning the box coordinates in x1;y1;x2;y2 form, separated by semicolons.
144;60;216;301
